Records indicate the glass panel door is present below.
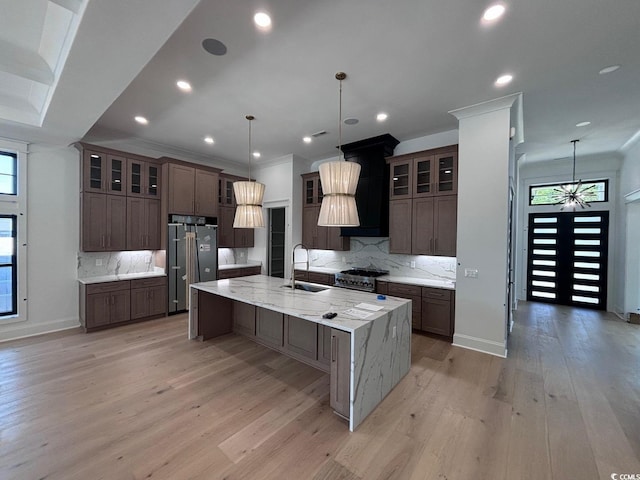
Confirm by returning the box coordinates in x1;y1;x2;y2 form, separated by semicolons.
148;165;159;196
130;162;142;194
89;153;103;190
437;155;455;193
414;157;431;195
392;163;410;197
110;158;124;193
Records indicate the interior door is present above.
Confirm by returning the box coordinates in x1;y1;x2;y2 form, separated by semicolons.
527;211;609;310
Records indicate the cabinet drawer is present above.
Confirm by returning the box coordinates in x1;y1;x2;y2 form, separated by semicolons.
130;277;167;289
307;272;331;285
376;281;388;295
294;270;309;282
388;282;421;297
218;268;239;279
422;287;452;300
85;281;130;295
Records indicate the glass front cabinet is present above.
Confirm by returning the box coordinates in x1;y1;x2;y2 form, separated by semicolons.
388;146;458;199
82;150;128;196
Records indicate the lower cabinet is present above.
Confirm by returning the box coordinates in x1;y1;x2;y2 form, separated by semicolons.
256;307;284;348
130;277;167;320
233;301;256;336
284;315;317;361
330;328;351;419
80;276;167;331
218;265;261;279
388;282;422;329
294;270;334;286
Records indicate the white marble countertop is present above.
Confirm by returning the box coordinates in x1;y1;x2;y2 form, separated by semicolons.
378;275;456;290
302;266;341;274
78;271;166;285
218;261;262;271
190;275;410;333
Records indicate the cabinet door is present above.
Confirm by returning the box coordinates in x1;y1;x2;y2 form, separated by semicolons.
218;206;235;248
130;288;150;320
302;206;320;248
146;162;161;198
233;301;256;336
327;227;349;251
413;156;434;197
256;307;283;348
434;196;457;256
317;325;332;366
169;164;195;214
126;197;145;250
389;160;412;199
82;150;106;193
106;195;127;251
81;193;107;251
434;152;457;195
411;197;435;255
284;316;317;360
127;159;145;197
148;284;166;317
389;199;412;254
107;155;127;196
195;170;219;216
220;177;235;206
86;292;111;327
110;290;131;324
234;228;254;248
146;199;161;250
330;329;351;419
421;298;452;336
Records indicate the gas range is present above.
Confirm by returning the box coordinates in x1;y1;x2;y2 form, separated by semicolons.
334;268;389;292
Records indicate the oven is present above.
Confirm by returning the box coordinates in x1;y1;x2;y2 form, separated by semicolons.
333;268;389;292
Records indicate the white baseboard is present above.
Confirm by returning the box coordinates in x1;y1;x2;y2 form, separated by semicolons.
452;333;507;358
0;317;80;343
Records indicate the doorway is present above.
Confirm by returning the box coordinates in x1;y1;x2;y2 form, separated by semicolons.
526;210;609;310
268;207;286;278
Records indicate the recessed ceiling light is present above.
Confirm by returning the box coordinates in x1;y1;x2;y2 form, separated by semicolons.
253;151;261;158
482;4;506;21
344;117;359;125
495;74;513;86
204;136;214;144
376;113;388;122
576;121;591;127
134;116;148;125
176;80;192;92
254;12;271;29
599;65;620;75
303;136;312;143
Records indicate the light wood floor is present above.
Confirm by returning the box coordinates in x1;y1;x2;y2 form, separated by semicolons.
1;302;639;480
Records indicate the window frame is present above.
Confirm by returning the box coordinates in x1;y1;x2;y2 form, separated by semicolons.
0;214;18;315
529;179;609;206
0;137;27;323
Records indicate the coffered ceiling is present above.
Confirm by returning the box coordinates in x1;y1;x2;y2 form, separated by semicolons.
2;0;640;166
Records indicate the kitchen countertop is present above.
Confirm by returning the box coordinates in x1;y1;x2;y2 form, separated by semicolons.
190;275;410;334
218;261;262;271
78;271;166;285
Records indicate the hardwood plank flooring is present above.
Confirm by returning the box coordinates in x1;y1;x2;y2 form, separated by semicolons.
1;302;639;479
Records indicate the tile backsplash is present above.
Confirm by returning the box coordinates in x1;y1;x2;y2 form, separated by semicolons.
77;251;158;278
218;248;249;266
309;237;456;282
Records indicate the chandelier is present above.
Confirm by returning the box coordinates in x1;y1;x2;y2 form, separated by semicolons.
233;115;265;228
552;139;595;210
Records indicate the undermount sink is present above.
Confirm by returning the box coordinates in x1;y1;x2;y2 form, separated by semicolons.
282;282;328;293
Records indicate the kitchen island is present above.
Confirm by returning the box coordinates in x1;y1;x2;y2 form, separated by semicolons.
188;275;411;431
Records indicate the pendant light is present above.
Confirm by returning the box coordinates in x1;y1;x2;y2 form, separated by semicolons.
317;72;361;227
233;115;265;228
553;139;596;211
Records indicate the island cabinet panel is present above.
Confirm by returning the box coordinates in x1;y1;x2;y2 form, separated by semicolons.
197;291;232;341
233;301;256;337
330;328;351;419
317;325;332;366
256;308;284;348
284;315;317;361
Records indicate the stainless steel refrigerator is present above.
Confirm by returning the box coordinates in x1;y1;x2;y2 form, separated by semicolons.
168;215;218;314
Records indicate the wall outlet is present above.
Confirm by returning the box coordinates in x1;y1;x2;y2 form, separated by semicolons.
392;326;396;338
95;259;102;266
410;261;416;269
464;268;479;278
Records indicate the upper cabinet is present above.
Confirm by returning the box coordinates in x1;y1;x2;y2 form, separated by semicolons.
167;162;220;217
81;149;128;196
388;146;458;200
300;173;348;251
127;158;161;199
304;174;323;206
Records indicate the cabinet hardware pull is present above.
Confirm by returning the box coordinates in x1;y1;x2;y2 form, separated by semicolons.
331;335;337;362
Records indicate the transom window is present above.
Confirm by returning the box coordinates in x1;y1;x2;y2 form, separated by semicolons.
529;180;608;206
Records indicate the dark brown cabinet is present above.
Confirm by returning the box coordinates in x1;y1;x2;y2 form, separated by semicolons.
421;287;455;336
81;149;127;196
217;174;254;248
130;277;167;320
330;328;351;419
80;281;131;330
168;163;220;217
317;325;332;366
387;145;458;256
218;265;261;279
301;173;349;251
388;282;422;330
127;158;161;199
218;206;235;248
81;193;127;251
127;197;161;250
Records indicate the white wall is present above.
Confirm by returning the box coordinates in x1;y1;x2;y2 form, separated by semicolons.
517;154;622;312
0;144;80;341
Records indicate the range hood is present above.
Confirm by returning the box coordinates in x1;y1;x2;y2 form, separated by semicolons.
340;134;399;237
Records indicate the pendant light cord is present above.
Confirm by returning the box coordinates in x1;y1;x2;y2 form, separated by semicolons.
246;114;255;181
336;72;346;162
571;139;579;184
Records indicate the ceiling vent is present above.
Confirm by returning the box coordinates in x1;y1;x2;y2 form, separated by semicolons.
311;130;327;138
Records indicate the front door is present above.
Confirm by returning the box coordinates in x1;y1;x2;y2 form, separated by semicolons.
527;211;609;310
